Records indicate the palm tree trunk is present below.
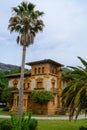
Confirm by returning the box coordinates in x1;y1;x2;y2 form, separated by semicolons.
18;45;26;117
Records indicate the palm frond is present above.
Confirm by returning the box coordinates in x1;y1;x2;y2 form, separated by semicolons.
16;36;20;44
8;1;44;47
78;56;87;68
28;2;35;12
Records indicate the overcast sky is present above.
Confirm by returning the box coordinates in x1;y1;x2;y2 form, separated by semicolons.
0;0;87;68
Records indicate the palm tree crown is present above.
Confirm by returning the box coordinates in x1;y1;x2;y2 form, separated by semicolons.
61;57;87;120
8;1;44;47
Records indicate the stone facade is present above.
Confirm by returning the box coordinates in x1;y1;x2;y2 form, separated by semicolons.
6;59;64;115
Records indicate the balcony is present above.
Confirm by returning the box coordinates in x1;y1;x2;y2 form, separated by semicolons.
34;87;44;90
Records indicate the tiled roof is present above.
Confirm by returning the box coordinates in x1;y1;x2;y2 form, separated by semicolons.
4;70;31;78
26;59;64;67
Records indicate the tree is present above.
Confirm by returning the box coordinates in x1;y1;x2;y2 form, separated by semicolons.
0;71;9;88
1;87;14;108
61;57;87;120
10;67;21;74
0;71;9;103
8;1;44;117
0;81;5;102
31;90;54;114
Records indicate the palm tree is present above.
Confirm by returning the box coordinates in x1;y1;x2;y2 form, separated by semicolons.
8;1;44;117
61;57;87;120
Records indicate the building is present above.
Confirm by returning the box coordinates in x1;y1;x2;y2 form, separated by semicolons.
5;59;64;115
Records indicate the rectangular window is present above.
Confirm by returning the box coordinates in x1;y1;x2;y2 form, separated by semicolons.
37;82;43;88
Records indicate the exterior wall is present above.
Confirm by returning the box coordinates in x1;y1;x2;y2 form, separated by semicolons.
11;93;32;114
11;93;18;113
32;63;50;75
30;75;58;91
9;77;32;89
9;75;58;91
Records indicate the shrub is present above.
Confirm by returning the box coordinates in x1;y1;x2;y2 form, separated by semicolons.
29;119;38;130
79;126;87;130
0;120;12;130
10;112;38;130
2;107;10;111
0;112;38;130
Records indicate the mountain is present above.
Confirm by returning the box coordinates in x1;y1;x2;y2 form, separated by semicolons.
0;62;19;71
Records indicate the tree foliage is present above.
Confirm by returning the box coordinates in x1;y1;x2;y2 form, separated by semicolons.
0;68;21;103
9;67;21;74
1;87;14;108
0;71;9;87
0;68;21;88
31;90;54;114
61;57;87;120
31;90;54;104
8;1;44;46
0;81;5;102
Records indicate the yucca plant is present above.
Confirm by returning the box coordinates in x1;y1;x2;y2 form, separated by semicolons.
10;112;38;130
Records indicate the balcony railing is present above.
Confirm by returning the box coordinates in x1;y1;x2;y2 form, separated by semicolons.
34;87;44;90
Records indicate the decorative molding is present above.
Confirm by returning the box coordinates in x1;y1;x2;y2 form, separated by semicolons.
51;78;56;82
24;78;31;83
13;79;18;87
44;74;49;78
13;79;18;84
36;77;43;82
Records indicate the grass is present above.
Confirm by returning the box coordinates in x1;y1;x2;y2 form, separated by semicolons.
0;110;67;117
38;120;87;130
0;119;86;130
0;109;10;115
0;116;87;130
0;109;87;130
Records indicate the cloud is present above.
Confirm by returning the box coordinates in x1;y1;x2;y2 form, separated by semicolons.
0;0;87;67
